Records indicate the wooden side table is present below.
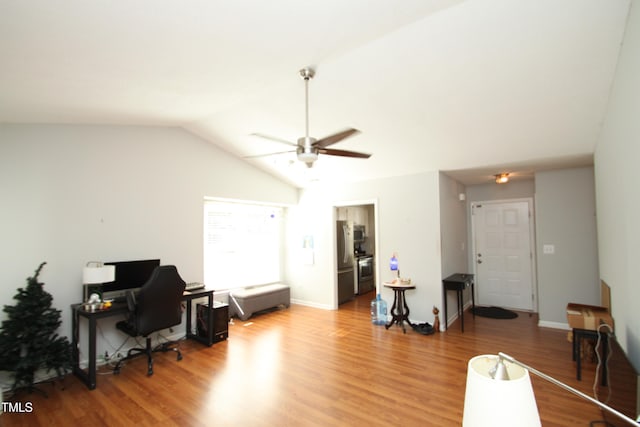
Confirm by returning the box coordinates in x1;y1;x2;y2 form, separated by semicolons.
442;273;475;332
383;282;416;334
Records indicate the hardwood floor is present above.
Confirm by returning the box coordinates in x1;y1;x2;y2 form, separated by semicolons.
1;293;605;426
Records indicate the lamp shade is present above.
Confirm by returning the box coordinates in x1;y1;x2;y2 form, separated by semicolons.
82;264;115;284
463;354;541;427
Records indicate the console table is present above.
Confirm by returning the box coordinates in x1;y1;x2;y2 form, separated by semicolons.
383;282;416;334
72;288;214;390
442;273;475;332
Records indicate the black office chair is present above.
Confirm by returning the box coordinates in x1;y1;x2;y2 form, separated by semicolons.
113;265;186;376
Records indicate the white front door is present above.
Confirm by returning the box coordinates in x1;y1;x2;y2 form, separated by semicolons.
472;200;535;311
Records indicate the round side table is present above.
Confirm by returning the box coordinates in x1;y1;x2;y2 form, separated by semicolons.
383;282;416;333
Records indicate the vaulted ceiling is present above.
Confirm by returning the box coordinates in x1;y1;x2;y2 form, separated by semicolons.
0;0;630;187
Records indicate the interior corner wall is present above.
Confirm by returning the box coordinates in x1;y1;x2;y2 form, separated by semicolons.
534;167;599;325
287;171;442;324
594;0;640;369
0;124;297;358
438;173;468;327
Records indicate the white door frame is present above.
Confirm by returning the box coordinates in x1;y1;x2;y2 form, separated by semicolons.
470;198;538;312
332;198;380;309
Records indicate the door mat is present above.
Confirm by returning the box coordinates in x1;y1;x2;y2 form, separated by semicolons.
471;306;518;319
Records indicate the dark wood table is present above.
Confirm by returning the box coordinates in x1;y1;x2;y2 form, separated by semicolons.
383;282;416;334
442;273;474;332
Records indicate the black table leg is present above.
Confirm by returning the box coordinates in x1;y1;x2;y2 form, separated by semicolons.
602;334;608;386
402;292;413;328
471;281;475;317
385;289;413;333
207;293;214;346
444;292;449;331
88;317;97;389
73;311;98;390
458;290;464;333
385;290;399;330
398;291;406;333
186;298;192;337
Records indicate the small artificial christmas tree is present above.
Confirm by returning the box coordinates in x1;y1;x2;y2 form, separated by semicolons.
0;262;72;393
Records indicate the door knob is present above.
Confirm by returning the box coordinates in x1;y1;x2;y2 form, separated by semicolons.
477;259;483;264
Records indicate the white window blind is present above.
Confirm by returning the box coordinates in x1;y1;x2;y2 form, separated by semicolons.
204;199;283;290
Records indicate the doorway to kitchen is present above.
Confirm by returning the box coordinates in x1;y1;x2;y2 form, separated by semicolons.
334;200;379;309
471;199;537;311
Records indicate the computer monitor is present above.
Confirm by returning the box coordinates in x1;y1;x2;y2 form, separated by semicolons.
102;259;161;300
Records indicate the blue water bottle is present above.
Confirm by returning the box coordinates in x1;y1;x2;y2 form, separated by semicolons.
371;294;387;325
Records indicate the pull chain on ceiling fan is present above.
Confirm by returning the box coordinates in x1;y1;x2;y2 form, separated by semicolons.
247;67;370;168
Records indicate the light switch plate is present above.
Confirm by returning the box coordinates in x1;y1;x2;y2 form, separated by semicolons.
543;244;555;254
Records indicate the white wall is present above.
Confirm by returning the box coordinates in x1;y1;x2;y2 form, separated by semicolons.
594;0;640;369
439;173;469;328
466;179;536;203
534;167;600;326
284;189;336;309
0;124;297;361
287;172;442;324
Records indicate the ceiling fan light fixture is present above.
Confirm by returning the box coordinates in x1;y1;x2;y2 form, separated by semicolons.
297;136;318;164
297;151;319;164
495;173;510;184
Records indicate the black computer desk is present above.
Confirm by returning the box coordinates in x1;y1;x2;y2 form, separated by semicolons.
71;288;214;390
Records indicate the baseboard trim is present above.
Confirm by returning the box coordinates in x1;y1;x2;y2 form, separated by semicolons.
538;320;570;330
290;299;332;310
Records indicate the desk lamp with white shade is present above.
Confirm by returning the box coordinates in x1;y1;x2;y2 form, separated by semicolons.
82;261;115;303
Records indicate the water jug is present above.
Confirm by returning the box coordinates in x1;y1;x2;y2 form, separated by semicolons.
371;294;387;325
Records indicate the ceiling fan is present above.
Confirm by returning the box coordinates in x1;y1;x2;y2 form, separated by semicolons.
246;67;370;168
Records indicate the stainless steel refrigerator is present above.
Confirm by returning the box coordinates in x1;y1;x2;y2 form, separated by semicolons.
336;220;355;304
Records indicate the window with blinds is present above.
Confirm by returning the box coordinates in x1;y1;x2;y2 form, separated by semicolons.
203;199;284;290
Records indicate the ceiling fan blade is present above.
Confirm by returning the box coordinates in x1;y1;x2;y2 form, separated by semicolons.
243;149;296;159
319;148;371;159
250;133;298;147
313;128;361;149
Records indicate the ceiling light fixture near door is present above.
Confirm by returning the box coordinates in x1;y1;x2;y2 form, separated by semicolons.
495;173;510;184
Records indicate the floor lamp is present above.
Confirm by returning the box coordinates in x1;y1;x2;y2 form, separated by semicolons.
463;353;639;426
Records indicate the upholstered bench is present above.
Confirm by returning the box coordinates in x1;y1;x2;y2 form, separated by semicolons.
229;283;290;321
